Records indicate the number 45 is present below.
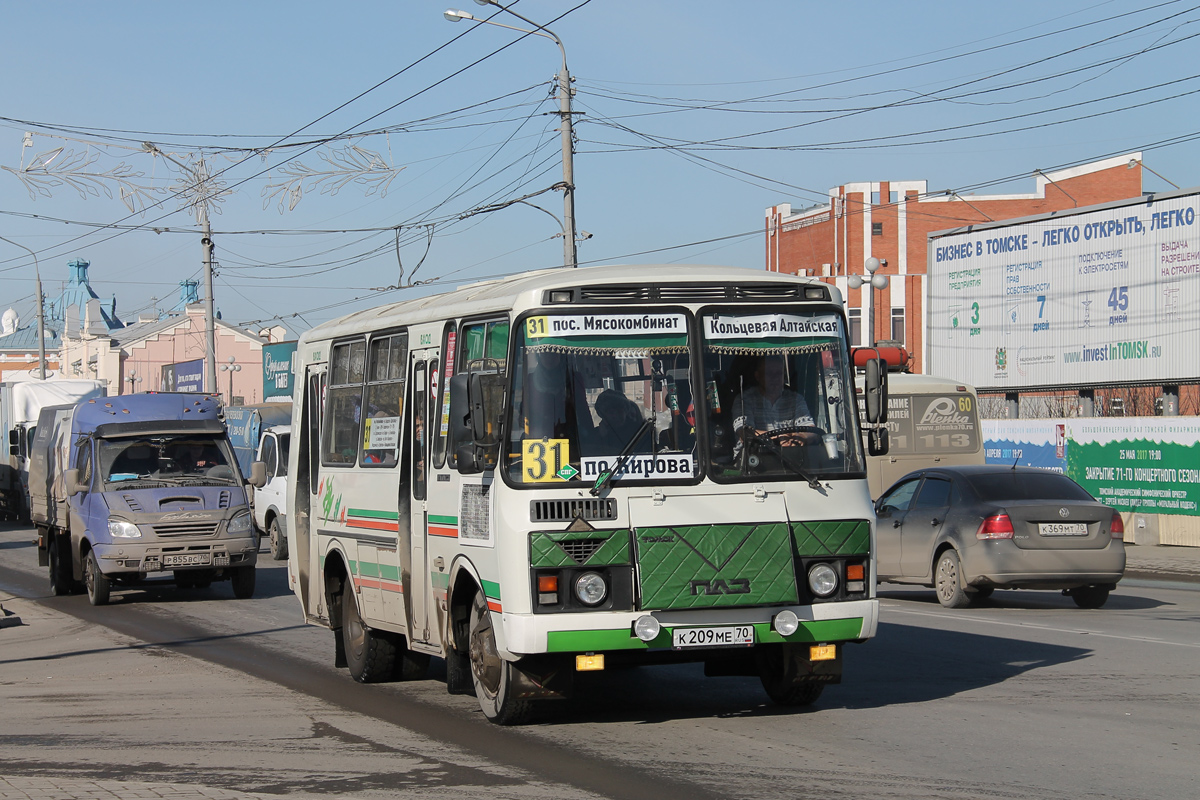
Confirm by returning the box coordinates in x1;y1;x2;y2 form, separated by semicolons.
1108;286;1129;311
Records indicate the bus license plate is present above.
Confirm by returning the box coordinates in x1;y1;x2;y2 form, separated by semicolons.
162;553;212;567
1039;523;1087;536
672;625;754;649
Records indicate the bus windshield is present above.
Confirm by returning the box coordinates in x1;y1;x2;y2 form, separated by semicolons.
505;312;696;486
700;309;864;482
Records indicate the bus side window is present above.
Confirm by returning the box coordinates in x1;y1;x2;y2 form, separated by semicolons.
322;340;366;465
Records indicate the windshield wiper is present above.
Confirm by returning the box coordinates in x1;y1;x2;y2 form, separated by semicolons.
590;417;656;497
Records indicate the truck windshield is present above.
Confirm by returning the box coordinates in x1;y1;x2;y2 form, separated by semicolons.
700;309;864;482
99;434;238;485
504;312;696;486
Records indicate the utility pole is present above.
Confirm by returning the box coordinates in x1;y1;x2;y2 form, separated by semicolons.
557;61;577;269
202;219;217;395
0;235;46;379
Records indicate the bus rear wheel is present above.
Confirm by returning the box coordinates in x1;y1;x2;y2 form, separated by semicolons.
468;590;531;725
341;586;396;683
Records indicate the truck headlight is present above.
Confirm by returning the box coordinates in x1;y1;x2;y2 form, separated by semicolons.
227;512;252;535
108;520;142;539
807;563;839;598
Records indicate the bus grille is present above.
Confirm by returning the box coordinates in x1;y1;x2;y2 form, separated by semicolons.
530;498;618;523
153;521;221;537
557;538;607;564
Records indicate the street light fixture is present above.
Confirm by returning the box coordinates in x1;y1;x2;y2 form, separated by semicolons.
847;257;889;348
127;371;142;395
444;0;579;268
220;357;241;405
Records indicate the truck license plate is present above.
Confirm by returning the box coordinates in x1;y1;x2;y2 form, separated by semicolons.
162;553;212;567
672;625;754;649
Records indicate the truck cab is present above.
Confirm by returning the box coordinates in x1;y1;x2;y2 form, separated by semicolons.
35;392;264;605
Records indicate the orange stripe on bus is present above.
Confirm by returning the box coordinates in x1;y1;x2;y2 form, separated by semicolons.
347;518;399;532
486;599;502;613
429;526;459;537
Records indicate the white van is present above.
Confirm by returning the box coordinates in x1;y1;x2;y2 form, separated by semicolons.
254;424;290;560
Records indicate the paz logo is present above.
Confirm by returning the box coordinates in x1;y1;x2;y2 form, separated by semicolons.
995;347;1007;371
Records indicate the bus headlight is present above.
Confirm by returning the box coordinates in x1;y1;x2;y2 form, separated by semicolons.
807;563;839;598
108;520;141;539
633;615;661;642
574;572;607;606
772;609;800;636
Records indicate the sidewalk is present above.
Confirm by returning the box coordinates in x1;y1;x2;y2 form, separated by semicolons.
1123;542;1200;583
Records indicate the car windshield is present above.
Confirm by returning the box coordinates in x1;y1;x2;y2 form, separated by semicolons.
98;434;238;485
504;312;695;486
968;471;1094;501
700;309;864;482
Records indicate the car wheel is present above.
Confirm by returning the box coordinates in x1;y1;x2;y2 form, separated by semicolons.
84;549;110;606
1071;585;1110;609
230;565;256;599
469;590;532;725
268;517;288;561
934;549;970;609
341;586;396;683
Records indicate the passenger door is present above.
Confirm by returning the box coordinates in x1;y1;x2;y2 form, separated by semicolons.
900;476;954;580
405;350;436;643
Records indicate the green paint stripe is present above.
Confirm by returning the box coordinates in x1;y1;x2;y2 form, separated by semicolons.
348;560;358;575
481;579;501;600
545;617;864;653
347;508;398;520
358;561;379;578
429;514;458;525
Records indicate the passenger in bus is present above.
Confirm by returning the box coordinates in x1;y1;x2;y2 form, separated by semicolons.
733;355;820;452
592;389;647;454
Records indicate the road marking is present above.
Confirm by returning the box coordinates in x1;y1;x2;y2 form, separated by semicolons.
880;603;1200;649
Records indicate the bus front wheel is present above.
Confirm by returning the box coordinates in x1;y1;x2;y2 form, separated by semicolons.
468;591;532;725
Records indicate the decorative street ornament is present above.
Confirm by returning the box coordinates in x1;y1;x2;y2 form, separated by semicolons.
3;146;159;214
261;144;403;214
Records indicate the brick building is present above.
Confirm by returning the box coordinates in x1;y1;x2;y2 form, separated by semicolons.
765;153;1144;373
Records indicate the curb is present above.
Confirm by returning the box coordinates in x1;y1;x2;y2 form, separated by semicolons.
0;601;23;628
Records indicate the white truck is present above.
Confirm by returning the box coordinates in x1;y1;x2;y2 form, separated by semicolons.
253;424;290;560
2;379;106;521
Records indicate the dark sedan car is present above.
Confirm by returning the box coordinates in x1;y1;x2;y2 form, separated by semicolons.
875;465;1125;608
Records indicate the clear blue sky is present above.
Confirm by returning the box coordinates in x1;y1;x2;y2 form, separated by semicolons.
1;0;1195;335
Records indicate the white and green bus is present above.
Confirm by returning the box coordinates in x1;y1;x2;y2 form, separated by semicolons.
287;264;886;724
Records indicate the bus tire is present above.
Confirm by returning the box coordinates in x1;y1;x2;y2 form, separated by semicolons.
394;646;431;682
84;549;110;606
935;549;970;609
757;646;825;707
268;517;288;561
341;586;396;683
468;591;531;725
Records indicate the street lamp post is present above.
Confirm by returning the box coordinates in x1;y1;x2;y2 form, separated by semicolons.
0;235;47;379
220;357;241;406
127;372;142;395
445;0;579;268
847;257;889;348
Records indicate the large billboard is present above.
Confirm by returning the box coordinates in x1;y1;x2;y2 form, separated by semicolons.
161;359;204;392
262;342;297;402
926;188;1200;390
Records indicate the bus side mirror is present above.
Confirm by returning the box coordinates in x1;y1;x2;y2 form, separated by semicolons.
64;468;84;496
863;353;888;424
468;372;505;447
867;427;889;457
449;373;474;454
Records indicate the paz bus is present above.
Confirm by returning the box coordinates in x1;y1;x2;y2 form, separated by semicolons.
286;264;887;724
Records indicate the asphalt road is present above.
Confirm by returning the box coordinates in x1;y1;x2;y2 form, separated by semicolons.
2;521;1198;800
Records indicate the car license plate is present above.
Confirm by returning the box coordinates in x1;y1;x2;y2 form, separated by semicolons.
672;625;754;649
1039;522;1087;536
162;553;212;567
